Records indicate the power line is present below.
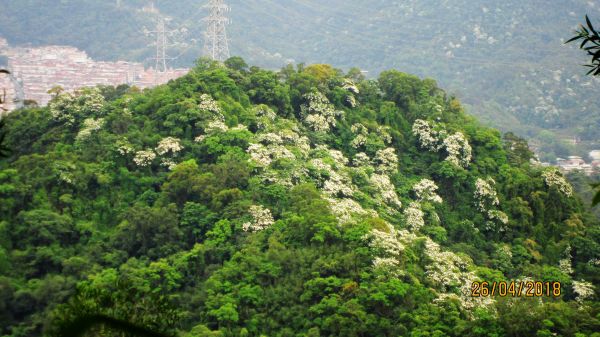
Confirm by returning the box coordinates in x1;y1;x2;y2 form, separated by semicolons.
203;0;231;62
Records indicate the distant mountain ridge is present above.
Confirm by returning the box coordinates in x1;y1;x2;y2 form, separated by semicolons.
0;0;599;161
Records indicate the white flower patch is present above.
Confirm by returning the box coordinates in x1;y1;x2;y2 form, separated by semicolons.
194;135;207;143
367;222;405;258
374;148;398;174
573;280;595;303
424;238;468;290
474;178;500;212
377;126;393;144
160;159;177;171
242;205;275;232
487;210;508;225
559;246;574;275
371;173;402;209
198;94;222;116
205;120;229;134
443;132;472;168
247;142;296;168
350;123;369;149
329;149;349;166
323;170;354;197
253;104;277;121
542;168;573;197
353;152;372;167
412;119;441;151
116;139;135;155
413;179;443;203
326;197;368;224
404;202;425;231
50;88;106;126
133;150;156;167
258;133;284;145
76;118;104;140
301;92;343;132
156;137;183;156
247;143;273;167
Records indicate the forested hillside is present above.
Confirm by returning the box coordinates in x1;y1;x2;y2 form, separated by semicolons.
0;58;598;336
1;0;599;161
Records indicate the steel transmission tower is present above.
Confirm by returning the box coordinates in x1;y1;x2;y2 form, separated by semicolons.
203;0;230;62
146;17;177;83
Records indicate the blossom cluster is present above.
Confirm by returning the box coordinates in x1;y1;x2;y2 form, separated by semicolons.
309;158;354;197
156;137;183;156
474;178;499;212
572;280;595;303
366;222;405;259
76;118;104;140
404;202;425;231
374;148;399;174
412;120;472;167
413;179;443;203
247;129;306;168
443;132;472;167
542;168;573;197
412;119;441;151
133;150;157;167
49;88;106;126
559;246;574;275
371;174;402;209
116;139;135;155
301;92;343;132
326;197;371;224
198;94;222;115
351;123;368;148
242;205;275;232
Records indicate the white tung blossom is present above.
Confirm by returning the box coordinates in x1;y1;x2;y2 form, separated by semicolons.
301;92;343;132
352;152;371;167
76;118;104;140
367;222;405;258
242;205;275;232
572;280;595;303
156;137;183;156
198;94;222;115
205;120;229;134
443;132;472;167
133;150;156;167
374;148;398;174
474;178;500;212
542;168;573;197
350;123;369;149
404;202;425;231
371;174;402;209
116;139;135;156
412;119;441;151
413;179;443;204
327;198;368;224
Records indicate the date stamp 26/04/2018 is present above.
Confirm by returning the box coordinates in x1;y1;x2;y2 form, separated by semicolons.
471;281;561;298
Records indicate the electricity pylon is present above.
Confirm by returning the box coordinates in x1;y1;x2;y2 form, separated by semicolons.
203;0;230;62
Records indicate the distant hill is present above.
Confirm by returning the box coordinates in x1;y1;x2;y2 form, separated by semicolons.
0;0;599;161
1;57;599;337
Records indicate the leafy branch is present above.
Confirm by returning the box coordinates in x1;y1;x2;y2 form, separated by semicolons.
566;15;600;75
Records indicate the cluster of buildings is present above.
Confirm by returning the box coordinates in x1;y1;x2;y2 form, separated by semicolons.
0;38;188;111
555;150;600;176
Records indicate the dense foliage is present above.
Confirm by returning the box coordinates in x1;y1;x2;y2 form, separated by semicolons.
1;0;599;161
0;59;599;337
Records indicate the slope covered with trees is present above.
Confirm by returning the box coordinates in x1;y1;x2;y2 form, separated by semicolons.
1;0;599;161
0;58;598;336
